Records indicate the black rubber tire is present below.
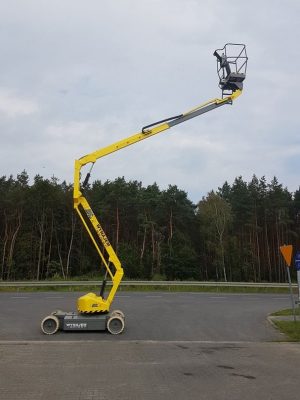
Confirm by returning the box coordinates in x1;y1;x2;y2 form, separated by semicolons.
107;315;125;335
41;315;60;335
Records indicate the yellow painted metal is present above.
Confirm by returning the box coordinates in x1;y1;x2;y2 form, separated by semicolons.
74;90;243;313
74;197;123;313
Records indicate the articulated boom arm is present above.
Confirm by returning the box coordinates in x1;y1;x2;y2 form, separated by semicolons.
74;44;247;314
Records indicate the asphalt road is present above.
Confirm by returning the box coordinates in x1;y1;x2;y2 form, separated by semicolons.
1;292;299;400
0;291;292;341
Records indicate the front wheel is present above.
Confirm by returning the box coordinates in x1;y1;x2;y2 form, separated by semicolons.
41;315;60;335
107;315;125;335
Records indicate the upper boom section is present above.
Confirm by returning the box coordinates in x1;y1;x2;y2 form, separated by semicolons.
73;91;242;202
74;43;247;200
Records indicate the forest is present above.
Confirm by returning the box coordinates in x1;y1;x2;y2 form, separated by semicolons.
0;170;299;282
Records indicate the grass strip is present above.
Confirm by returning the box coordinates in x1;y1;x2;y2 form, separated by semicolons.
0;284;295;294
272;320;300;341
271;308;300;316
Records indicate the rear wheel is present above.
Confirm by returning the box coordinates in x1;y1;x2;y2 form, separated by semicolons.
41;315;60;335
107;315;125;335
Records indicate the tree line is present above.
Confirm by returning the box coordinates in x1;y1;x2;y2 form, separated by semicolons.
0;171;299;282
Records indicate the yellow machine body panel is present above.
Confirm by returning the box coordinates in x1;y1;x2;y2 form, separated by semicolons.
77;293;110;313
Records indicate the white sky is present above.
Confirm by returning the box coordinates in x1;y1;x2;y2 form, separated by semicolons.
0;0;299;202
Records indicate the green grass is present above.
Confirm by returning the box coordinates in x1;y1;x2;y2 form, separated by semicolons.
0;283;296;294
270;307;300;341
271;308;300;316
272;320;300;341
118;285;293;294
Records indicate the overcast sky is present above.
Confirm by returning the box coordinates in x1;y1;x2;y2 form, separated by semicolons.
0;1;299;203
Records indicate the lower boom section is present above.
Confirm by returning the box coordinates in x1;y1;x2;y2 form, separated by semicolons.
41;309;125;335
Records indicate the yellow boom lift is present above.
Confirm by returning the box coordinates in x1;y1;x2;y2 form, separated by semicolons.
41;43;248;335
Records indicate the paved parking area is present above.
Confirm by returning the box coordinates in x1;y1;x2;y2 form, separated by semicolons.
0;292;291;341
1;340;300;400
0;292;299;399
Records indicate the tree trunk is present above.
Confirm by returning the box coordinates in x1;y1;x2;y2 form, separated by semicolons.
46;211;54;278
255;213;261;282
1;217;8;280
264;217;272;282
55;229;66;279
220;233;227;282
151;223;155;277
36;211;45;281
140;218;147;264
116;206;119;252
7;210;22;280
66;213;76;278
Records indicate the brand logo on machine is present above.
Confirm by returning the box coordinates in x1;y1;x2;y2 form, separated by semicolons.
92;304;99;307
96;223;111;247
66;323;87;329
85;209;110;247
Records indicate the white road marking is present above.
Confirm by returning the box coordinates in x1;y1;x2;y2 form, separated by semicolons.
0;339;266;345
10;296;28;299
271;297;290;300
209;296;228;300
